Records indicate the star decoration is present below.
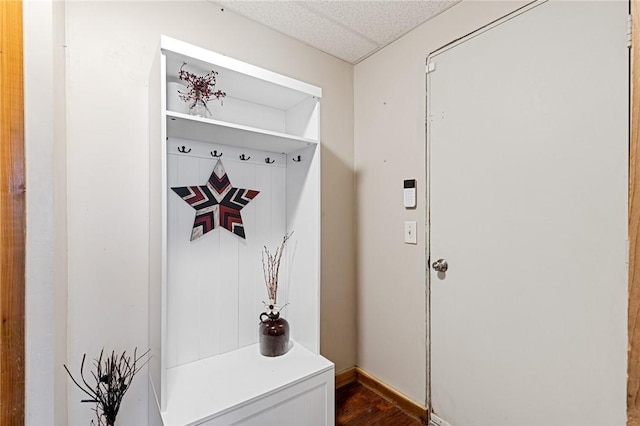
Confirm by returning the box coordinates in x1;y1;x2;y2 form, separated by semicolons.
171;160;259;240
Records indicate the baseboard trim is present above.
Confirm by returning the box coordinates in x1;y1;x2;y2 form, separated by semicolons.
335;367;358;389
336;367;428;421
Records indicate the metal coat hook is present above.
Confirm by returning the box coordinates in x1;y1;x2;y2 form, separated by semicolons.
292;155;302;162
211;150;223;158
178;146;191;153
265;157;275;164
239;154;251;161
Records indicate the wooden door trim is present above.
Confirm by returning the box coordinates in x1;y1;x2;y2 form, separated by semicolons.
0;0;26;423
631;2;640;425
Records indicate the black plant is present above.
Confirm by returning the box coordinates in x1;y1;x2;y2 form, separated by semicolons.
64;348;150;426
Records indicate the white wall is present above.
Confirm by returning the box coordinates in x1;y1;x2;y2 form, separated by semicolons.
354;0;529;406
62;1;355;424
23;0;68;424
25;0;561;421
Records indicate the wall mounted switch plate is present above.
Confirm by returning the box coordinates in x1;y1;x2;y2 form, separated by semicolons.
404;221;417;244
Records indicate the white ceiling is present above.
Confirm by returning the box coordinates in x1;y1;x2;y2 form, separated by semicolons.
210;1;459;64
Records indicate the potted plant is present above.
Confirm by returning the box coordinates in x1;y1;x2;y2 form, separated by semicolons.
259;232;293;357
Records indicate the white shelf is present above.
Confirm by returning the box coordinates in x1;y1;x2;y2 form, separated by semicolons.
166;111;317;155
161;35;322;107
161;342;334;426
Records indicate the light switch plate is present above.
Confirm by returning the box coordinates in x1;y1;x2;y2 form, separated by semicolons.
404;221;417;244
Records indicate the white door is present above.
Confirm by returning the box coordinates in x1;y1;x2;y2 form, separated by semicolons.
428;2;628;425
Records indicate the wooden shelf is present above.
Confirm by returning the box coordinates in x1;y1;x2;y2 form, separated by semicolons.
166;111;317;155
160;342;334;426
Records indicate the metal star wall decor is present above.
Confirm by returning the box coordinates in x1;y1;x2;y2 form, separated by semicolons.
171;160;259;240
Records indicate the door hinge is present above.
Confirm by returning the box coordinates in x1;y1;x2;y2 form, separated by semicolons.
426;62;436;74
628;14;632;48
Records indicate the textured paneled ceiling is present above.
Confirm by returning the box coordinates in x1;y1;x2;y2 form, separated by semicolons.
210;1;459;64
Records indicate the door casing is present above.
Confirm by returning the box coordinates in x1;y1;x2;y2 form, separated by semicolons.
0;0;26;423
628;0;640;424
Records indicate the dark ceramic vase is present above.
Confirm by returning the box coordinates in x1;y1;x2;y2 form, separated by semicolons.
259;310;290;357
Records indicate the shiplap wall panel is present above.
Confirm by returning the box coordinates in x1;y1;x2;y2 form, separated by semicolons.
254;162;275;328
217;160;241;355
167;139;289;368
194;157;219;361
286;145;320;352
224;158;259;351
271;164;289;321
218;230;240;353
238;162;261;348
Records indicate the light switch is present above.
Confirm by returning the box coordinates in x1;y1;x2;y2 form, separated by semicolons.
404;221;417;244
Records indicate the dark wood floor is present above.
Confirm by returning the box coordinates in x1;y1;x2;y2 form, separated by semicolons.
336;382;425;426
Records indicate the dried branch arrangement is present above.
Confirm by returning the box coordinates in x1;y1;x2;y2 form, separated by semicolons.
64;348;150;426
178;62;226;107
262;232;293;307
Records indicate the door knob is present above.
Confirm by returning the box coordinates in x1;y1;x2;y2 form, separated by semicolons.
432;259;448;272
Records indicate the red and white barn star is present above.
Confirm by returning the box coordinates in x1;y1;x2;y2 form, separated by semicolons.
171;160;259;240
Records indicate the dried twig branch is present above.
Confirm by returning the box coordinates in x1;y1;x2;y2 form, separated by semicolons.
262;232;293;306
64;348;151;426
178;62;226;107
